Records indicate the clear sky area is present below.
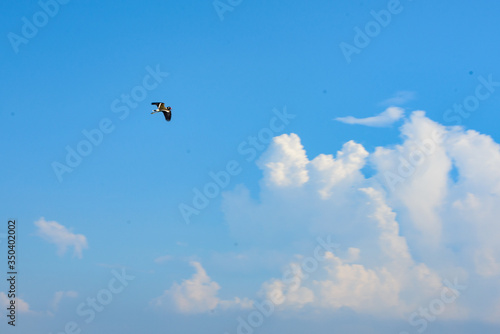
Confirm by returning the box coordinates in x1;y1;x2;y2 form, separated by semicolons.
1;0;500;333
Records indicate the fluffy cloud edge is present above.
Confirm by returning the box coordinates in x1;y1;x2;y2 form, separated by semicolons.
151;261;253;314
34;217;88;258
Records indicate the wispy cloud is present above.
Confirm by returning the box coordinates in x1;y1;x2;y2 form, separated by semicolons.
34;218;88;258
335;107;404;127
379;91;416;106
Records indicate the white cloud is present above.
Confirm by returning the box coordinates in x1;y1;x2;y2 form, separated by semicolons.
218;111;500;321
446;127;500;196
262;275;314;310
335;107;404;127
152;261;252;314
151;110;500;322
0;292;31;313
259;188;445;317
309;141;369;198
34;217;88;258
371;111;451;248
257;133;309;188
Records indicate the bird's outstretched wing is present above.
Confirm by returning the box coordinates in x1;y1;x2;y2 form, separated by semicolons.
152;102;166;109
152;102;168;111
163;111;172;122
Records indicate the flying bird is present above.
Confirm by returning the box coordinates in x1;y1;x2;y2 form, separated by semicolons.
151;102;172;122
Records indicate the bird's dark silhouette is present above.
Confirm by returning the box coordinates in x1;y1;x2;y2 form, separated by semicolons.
151;102;172;122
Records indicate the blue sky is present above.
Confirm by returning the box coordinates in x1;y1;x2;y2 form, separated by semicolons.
1;0;500;333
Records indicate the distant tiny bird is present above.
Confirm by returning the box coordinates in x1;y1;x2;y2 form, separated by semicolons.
151;102;172;122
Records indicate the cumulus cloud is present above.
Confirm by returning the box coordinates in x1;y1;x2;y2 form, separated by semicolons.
152;261;252;314
0;292;31;313
217;110;500;321
34;218;88;258
259;187;446;317
257;133;309;188
160;110;500;323
335;107;404;127
309;141;369;198
371;111;451;248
